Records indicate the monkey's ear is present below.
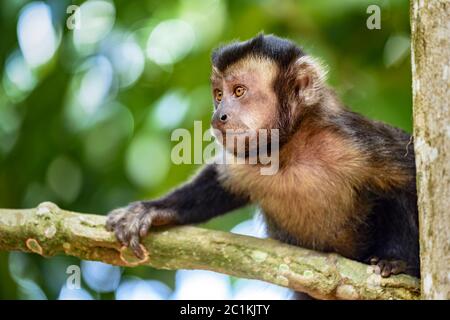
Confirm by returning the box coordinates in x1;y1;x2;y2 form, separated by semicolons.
292;56;328;106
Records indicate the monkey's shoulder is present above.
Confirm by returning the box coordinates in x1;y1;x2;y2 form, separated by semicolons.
330;110;413;152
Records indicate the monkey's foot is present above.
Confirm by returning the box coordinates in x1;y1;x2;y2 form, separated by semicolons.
368;256;407;278
105;201;176;259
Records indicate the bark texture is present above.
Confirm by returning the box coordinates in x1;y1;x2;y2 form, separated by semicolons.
0;202;419;300
411;0;450;300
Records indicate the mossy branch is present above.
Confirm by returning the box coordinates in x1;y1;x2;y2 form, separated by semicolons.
0;202;419;300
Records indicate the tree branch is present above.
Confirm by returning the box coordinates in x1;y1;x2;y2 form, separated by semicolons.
0;202;419;300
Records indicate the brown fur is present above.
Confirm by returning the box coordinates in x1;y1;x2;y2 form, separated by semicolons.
218;122;369;258
217;89;412;259
211;55;409;258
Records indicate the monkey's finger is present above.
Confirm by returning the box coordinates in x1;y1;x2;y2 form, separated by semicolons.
126;216;141;240
117;212;139;245
374;260;385;275
381;264;392;278
105;220;114;231
105;212;121;230
106;208;129;230
390;261;407;275
139;214;153;238
122;214;146;259
390;266;401;275
115;228;127;246
115;221;130;246
129;235;145;260
106;216;121;231
369;256;379;265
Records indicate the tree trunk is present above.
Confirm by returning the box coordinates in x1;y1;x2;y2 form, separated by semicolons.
411;0;450;300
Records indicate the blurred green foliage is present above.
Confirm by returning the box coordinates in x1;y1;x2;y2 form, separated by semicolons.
0;0;412;299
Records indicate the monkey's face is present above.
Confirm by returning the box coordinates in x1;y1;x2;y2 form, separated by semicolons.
210;57;279;155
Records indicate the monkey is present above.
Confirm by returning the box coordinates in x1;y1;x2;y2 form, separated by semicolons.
106;34;420;291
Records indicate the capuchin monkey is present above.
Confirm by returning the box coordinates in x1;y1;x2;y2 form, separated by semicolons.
106;34;419;290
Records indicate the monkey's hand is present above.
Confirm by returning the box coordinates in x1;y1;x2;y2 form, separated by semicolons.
106;201;178;259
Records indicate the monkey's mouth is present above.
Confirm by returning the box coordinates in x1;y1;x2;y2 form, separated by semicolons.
211;126;252;138
213;129;257;143
225;130;253;137
219;129;270;150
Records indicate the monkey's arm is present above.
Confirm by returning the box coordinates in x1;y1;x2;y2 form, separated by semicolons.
106;164;249;257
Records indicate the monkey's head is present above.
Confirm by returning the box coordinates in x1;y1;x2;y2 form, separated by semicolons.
210;34;328;155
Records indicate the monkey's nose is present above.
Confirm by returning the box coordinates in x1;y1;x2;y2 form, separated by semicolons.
212;111;230;130
219;113;228;122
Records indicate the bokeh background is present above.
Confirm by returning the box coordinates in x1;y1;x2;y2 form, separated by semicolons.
0;0;412;299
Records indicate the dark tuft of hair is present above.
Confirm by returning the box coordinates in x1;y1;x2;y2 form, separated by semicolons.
211;33;305;72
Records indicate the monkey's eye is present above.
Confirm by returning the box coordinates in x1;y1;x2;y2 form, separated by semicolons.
234;86;246;97
214;90;223;102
